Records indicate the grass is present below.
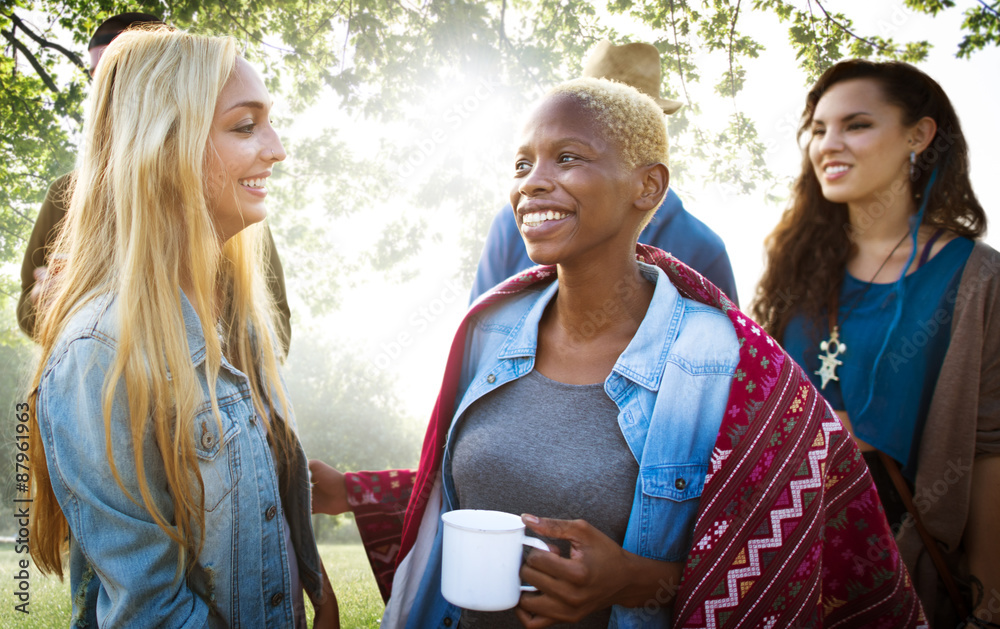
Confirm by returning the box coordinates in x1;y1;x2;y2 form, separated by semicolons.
320;544;385;628
0;543;71;628
0;542;385;628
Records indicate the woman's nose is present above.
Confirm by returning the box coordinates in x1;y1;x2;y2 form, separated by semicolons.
266;130;287;163
518;162;554;197
817;129;843;154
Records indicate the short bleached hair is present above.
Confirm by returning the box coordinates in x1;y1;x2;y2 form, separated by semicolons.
548;77;669;170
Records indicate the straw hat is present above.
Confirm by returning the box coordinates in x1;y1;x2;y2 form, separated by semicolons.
581;40;683;114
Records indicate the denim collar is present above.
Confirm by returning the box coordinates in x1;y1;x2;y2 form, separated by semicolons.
496;261;683;392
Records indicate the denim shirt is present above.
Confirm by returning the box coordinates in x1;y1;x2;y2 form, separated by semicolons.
402;263;739;629
36;292;323;628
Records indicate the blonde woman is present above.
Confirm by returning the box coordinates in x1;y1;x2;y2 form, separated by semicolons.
26;27;336;627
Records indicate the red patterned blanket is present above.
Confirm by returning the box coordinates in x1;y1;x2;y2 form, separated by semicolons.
345;245;927;627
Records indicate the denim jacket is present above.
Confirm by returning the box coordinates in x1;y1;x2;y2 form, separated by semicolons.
397;263;739;629
36;292;323;628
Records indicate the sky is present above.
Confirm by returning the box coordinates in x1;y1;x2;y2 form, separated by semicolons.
280;1;1000;422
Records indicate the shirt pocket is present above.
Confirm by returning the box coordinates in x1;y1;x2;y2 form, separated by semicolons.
638;463;707;562
193;403;243;513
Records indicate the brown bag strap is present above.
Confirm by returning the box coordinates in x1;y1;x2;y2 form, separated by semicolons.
877;451;969;619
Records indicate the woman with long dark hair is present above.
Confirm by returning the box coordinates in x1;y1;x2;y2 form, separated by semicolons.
753;59;999;627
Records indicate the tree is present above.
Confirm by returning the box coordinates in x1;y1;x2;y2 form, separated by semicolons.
2;0;996;423
3;0;996;279
906;0;1000;57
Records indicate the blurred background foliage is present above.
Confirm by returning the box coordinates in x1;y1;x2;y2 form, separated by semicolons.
1;0;996;536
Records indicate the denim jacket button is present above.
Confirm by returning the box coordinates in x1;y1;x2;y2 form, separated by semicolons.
270;592;283;606
486;374;496;384
443;618;453;627
675;478;687;490
265;505;277;521
248;413;256;426
200;429;215;449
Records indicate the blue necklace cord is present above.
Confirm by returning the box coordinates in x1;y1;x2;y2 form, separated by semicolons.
856;166;941;420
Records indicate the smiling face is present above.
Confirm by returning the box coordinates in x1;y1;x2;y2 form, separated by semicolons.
808;78;924;208
205;57;285;242
510;95;648;267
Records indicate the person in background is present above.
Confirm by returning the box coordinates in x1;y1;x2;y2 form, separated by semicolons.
469;40;739;306
26;27;336;627
312;77;926;629
753;59;999;628
17;11;293;355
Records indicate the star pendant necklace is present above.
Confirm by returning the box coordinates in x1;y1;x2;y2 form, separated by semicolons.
816;229;911;390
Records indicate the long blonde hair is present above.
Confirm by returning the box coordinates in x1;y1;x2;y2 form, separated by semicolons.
27;27;296;577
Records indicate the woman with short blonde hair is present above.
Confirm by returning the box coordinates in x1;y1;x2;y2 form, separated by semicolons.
312;77;926;628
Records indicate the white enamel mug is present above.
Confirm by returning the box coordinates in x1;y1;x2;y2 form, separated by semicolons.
440;509;551;611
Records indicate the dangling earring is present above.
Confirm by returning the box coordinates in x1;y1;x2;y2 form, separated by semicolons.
909;150;917;180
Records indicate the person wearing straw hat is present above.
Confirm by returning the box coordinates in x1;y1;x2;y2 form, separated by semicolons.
469;40;738;306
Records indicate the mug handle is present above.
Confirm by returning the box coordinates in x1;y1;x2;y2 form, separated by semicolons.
519;536;552;593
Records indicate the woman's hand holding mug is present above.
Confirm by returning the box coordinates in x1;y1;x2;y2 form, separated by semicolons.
515;514;683;629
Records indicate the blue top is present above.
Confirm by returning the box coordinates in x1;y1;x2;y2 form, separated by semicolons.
783;237;974;477
469;188;740;306
36;292;322;628
395;262;740;629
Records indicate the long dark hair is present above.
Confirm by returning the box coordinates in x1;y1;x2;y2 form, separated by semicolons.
752;59;986;341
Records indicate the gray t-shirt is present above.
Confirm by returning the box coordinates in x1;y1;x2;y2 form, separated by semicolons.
451;369;639;628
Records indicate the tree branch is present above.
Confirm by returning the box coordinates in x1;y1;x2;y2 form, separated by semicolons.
0;81;76;157
0;223;28;245
341;0;353;72
667;0;692;106
1;29;59;93
727;0;742;142
7;204;35;226
498;0;544;90
727;0;741;103
5;12;86;72
812;0;906;55
218;4;298;55
304;1;349;41
977;0;999;19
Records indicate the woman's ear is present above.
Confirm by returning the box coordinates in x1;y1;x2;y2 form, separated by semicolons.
910;116;937;154
636;163;669;212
